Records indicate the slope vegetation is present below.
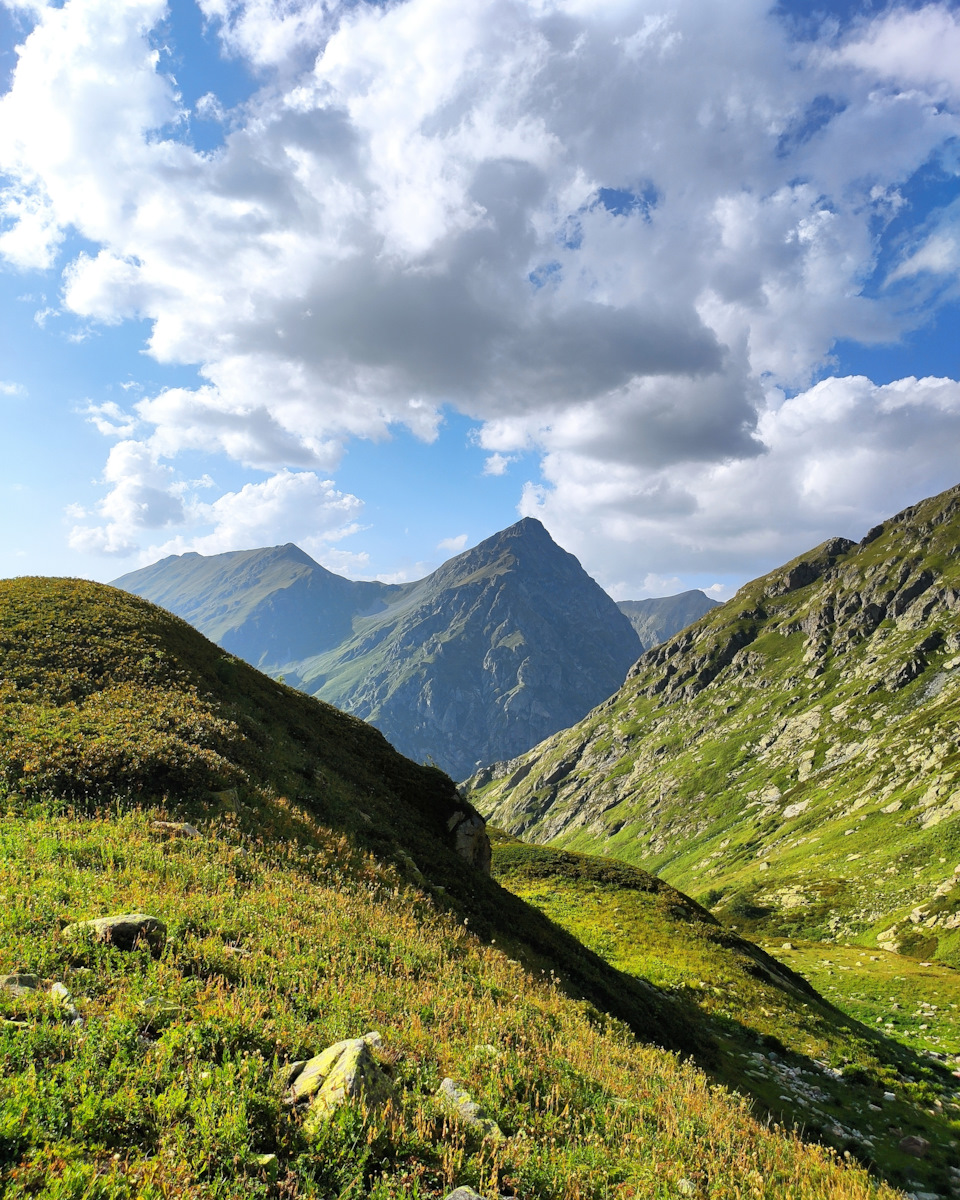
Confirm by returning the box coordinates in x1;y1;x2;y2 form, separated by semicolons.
491;834;960;1198
0;577;908;1197
471;484;960;961
117;520;642;780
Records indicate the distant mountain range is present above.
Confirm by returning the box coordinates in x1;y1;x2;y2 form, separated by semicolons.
617;589;719;646
117;520;717;780
468;483;960;963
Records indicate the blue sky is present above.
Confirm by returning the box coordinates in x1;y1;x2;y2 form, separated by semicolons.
1;0;960;600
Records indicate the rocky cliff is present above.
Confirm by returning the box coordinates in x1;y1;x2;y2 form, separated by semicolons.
618;589;719;647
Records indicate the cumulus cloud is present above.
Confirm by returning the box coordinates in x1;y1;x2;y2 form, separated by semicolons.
521;374;960;593
3;0;960;573
437;533;468;553
145;468;363;558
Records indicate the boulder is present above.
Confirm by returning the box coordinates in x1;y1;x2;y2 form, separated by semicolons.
446;811;492;874
0;973;41;996
62;912;166;954
444;1190;483;1200
898;1134;930;1158
437;1077;503;1140
289;1032;394;1132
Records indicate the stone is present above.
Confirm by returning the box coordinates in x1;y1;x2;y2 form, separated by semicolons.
437;1077;503;1140
898;1134;930;1158
0;973;41;996
444;1190;483;1200
291;1033;393;1133
48;982;80;1022
62;913;166;954
446;811;492;874
151;820;200;837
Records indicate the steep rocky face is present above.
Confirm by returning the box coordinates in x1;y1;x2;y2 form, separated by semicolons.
618;590;719;648
297;519;642;779
113;544;399;668
469;484;960;962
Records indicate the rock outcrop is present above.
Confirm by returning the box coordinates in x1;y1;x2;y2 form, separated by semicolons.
63;913;167;955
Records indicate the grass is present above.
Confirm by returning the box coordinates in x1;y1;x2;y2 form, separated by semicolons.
489;833;960;1197
0;803;906;1199
471;483;960;963
0;575;914;1197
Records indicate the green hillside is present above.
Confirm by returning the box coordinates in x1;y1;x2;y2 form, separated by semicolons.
0;577;913;1197
114;521;642;781
112;544;399;668
470;483;960;962
490;833;960;1197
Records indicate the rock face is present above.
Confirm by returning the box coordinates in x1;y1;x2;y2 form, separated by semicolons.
116;519;642;780
62;913;167;955
437;1078;503;1140
617;590;719;648
469;483;960;955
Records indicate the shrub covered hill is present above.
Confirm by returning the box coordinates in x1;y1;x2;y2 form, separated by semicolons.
0;576;936;1198
113;519;642;782
469;482;960;962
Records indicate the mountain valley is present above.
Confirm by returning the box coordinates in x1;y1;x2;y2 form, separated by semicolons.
469;484;960;968
115;520;645;781
0;576;938;1197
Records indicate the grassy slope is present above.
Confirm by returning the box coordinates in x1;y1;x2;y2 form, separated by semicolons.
0;576;907;1198
471;484;960;959
490;833;960;1198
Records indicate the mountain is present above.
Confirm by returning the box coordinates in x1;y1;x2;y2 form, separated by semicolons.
468;483;960;965
115;520;643;780
0;576;941;1196
618;589;719;647
112;542;399;668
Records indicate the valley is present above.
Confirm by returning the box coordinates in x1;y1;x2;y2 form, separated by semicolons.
470;484;960;967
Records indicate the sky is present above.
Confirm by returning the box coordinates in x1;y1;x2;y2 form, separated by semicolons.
1;0;960;601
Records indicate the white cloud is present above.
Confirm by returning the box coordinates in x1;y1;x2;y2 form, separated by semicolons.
146;469;363;558
521;374;960;592
82;400;138;438
3;0;960;570
483;452;514;476
0;380;26;397
437;533;468;553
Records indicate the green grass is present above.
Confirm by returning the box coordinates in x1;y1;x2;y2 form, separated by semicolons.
472;484;960;963
490;832;960;1198
0;576;914;1197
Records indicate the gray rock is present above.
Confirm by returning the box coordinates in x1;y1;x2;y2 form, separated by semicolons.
151;820;200;837
63;912;166;954
444;1190;483;1200
0;973;41;996
437;1077;503;1140
446;812;492;874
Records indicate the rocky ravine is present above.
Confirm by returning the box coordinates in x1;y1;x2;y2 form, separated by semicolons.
469;483;960;961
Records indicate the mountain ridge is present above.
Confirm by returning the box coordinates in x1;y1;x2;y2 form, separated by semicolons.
468;482;960;963
115;520;644;779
